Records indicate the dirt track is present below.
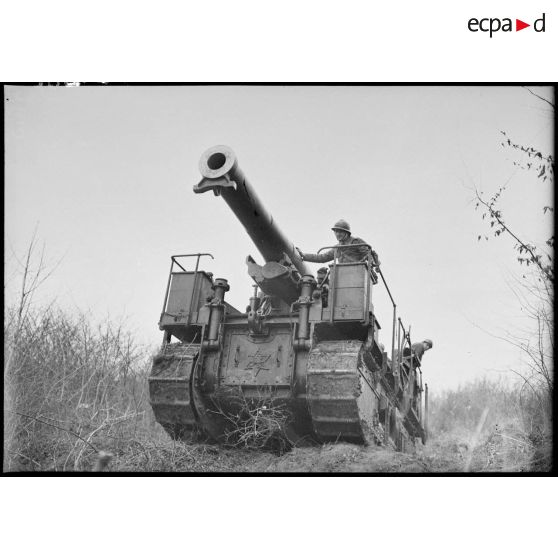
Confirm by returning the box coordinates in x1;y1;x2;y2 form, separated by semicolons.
100;427;543;473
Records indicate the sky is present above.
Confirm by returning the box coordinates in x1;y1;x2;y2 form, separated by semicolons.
4;85;554;392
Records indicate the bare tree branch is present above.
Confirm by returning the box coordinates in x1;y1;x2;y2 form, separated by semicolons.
522;86;555;109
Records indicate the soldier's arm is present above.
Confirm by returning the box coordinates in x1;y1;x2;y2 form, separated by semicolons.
299;249;334;263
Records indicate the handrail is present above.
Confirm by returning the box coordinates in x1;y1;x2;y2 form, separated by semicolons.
171;252;214;272
376;268;417;395
398;317;411;348
171;253;215;259
317;242;372;254
377;268;396;307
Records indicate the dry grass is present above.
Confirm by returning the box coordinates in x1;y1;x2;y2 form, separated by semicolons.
4;305;155;471
428;377;552;472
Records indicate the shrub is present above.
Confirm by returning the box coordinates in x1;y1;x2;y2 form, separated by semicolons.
4;305;155;471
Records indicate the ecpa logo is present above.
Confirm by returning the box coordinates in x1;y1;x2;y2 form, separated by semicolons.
468;12;546;37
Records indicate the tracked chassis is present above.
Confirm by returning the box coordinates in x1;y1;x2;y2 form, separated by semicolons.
150;329;423;451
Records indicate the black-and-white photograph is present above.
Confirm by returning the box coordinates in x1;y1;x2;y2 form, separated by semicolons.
4;84;554;473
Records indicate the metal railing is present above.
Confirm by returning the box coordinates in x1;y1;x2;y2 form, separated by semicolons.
377;268;421;393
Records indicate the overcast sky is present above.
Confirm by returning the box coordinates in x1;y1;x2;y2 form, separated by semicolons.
4;85;553;391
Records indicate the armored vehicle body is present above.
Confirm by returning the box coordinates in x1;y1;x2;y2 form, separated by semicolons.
148;146;428;450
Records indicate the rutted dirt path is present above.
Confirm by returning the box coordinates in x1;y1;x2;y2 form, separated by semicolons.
104;429;540;473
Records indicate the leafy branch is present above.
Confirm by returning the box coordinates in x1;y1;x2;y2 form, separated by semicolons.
500;131;554;183
474;188;553;284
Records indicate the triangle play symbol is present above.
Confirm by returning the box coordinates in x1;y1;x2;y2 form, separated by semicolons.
516;19;530;31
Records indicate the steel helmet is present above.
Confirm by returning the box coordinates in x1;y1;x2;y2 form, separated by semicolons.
332;219;351;233
424;339;433;349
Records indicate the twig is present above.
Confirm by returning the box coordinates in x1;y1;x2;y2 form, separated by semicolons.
11;410;99;452
8;450;42;470
496;433;533;447
522;86;555;110
73;411;144;469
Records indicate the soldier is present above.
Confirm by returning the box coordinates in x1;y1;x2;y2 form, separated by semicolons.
296;219;380;268
316;266;329;286
316;266;330;307
399;339;433;370
410;339;433;365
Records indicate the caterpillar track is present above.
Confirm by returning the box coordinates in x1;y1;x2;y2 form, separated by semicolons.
306;340;382;445
148;343;200;440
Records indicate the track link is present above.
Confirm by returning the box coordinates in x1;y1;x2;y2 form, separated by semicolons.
307;340;379;444
148;343;200;439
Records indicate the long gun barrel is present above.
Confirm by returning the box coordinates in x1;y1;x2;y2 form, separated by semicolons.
194;146;312;302
194;145;310;274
